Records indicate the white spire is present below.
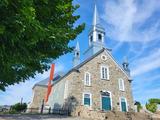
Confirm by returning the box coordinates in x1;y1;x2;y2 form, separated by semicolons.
92;3;100;26
84;1;105;58
75;41;80;51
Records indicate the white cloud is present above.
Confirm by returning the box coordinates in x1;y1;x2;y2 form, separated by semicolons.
132;73;160;92
102;0;160;43
132;71;160;103
0;79;36;105
131;48;160;76
133;87;160;104
101;0;160;76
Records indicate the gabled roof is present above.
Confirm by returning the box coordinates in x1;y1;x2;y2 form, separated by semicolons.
33;48;132;89
53;48;131;84
73;47;131;80
33;48;108;89
104;50;132;80
74;48;109;69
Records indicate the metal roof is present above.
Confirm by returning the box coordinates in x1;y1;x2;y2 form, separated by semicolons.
33;47;132;89
33;72;65;89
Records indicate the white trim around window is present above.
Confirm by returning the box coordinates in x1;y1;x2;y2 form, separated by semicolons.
84;72;91;86
82;92;92;107
100;65;109;80
119;78;125;91
119;97;128;112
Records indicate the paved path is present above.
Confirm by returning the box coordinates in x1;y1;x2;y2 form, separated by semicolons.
0;114;88;120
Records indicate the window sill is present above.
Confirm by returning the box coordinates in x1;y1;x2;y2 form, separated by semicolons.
120;90;125;92
101;78;110;80
83;105;91;107
84;85;92;87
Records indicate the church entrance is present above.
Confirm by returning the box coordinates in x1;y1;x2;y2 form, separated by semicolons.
101;91;111;111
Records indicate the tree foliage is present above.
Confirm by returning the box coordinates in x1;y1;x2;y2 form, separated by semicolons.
146;98;160;113
149;98;160;104
135;101;142;112
0;0;85;91
146;102;157;113
11;103;27;112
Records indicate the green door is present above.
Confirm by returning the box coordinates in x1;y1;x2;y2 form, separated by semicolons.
121;98;127;112
102;96;111;111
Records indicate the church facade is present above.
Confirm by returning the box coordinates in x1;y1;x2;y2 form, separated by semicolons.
28;4;134;113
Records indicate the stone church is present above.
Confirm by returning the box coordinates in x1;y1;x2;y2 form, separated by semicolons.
28;4;134;113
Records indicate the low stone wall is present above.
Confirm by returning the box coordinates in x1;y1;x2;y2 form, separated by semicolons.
72;106;155;120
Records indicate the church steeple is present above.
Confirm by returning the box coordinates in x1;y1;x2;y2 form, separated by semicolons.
73;41;80;67
92;3;100;26
84;2;105;58
75;41;80;52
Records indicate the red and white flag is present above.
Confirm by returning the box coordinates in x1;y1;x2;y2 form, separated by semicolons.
45;64;55;103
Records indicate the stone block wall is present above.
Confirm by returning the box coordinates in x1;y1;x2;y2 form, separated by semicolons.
68;50;134;112
28;86;47;109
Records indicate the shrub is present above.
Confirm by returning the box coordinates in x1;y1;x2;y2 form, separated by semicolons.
137;104;142;112
146;103;157;113
11;103;27;112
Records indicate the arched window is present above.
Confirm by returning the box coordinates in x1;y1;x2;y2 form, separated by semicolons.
98;34;102;42
84;72;91;86
90;35;93;42
76;52;79;56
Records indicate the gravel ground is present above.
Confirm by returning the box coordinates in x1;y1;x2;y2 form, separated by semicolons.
0;114;88;120
1;114;160;120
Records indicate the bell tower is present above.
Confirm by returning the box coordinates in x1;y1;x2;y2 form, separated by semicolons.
84;3;105;58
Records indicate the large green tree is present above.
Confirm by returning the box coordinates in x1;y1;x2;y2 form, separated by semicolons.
0;0;85;91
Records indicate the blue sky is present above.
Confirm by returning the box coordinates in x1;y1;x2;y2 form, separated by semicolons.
0;0;160;105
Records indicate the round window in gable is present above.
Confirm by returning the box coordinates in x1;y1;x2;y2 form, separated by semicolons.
101;55;107;61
